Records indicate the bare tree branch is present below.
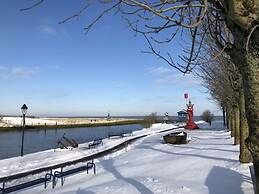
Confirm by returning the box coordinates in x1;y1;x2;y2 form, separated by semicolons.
20;0;45;11
59;3;90;24
84;1;121;33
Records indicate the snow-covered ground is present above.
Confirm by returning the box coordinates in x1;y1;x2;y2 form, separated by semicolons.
1;117;60;127
0;121;254;194
0;117;135;127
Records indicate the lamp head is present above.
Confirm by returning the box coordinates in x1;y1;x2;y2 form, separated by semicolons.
21;104;28;115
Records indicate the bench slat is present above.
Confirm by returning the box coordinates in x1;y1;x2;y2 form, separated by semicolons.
3;178;46;193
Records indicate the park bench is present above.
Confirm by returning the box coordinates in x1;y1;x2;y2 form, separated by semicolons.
122;129;133;136
53;160;96;188
108;131;124;138
0;171;53;194
88;139;103;149
0;160;96;193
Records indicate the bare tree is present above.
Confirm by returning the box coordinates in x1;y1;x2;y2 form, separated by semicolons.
143;112;159;128
20;1;259;191
197;41;252;162
201;110;214;125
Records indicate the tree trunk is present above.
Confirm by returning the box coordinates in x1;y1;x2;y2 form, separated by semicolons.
223;106;226;126
230;108;235;138
233;105;240;145
230;27;259;194
242;52;259;193
239;87;252;163
218;2;258;191
226;106;230;131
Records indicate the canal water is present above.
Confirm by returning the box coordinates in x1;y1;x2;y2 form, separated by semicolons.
0;124;143;160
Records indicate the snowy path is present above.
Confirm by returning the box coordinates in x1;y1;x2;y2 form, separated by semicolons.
16;127;253;194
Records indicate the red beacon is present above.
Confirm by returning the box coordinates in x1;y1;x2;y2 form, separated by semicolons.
184;95;199;129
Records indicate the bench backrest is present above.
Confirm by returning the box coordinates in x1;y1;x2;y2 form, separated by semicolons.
93;139;102;144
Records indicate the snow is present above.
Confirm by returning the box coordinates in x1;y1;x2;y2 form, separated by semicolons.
0;121;254;194
0;116;136;127
1;116;60;127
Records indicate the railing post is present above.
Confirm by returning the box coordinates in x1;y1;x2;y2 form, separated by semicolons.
2;181;5;194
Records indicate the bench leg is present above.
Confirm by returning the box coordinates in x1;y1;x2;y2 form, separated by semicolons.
1;182;5;194
45;173;53;189
44;178;48;189
52;177;55;189
60;167;64;186
52;176;57;189
61;177;64;186
87;164;96;174
52;168;64;188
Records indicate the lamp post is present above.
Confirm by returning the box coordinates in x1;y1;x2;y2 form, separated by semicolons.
21;104;28;157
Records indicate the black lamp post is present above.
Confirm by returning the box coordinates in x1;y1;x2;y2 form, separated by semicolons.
21;104;28;157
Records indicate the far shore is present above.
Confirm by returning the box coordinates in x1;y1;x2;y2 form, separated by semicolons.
0;118;144;131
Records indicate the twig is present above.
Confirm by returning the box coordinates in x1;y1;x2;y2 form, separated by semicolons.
59;3;90;24
84;1;121;33
20;0;45;11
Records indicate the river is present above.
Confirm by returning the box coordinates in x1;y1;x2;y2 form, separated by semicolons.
0;124;143;160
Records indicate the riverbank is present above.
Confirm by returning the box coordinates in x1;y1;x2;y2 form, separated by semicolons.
0;117;144;131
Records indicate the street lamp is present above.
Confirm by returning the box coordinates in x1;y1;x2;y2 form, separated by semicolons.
21;104;28;157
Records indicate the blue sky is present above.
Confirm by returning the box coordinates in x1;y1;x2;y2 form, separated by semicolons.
0;1;220;117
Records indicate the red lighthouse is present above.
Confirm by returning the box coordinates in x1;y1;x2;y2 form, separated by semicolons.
184;100;199;130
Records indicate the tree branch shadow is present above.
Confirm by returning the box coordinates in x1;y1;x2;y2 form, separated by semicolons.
100;159;154;194
140;145;238;163
76;188;96;194
62;188;96;194
167;144;239;153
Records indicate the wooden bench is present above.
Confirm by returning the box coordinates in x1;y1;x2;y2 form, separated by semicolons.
53;160;96;188
88;139;103;149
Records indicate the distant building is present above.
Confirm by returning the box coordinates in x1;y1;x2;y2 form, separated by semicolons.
177;110;188;122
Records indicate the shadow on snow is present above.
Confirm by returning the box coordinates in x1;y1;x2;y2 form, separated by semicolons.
100;159;154;194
